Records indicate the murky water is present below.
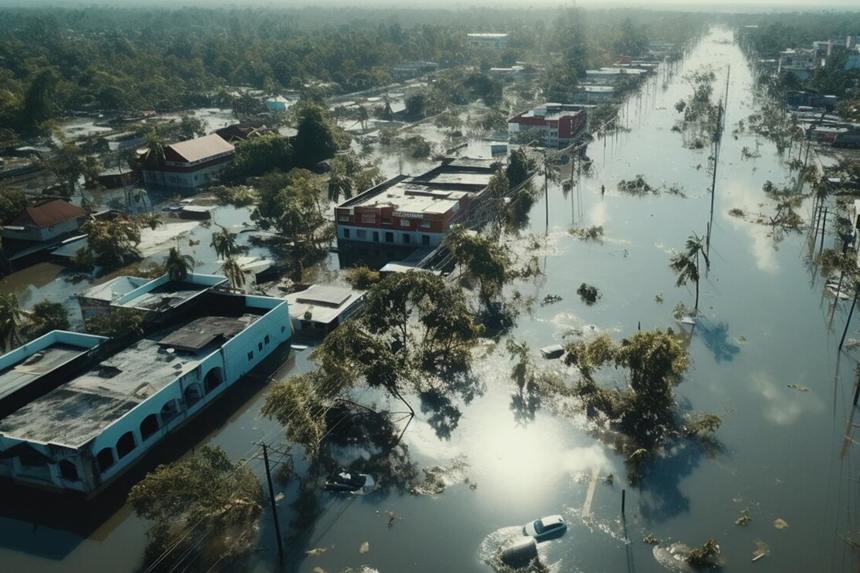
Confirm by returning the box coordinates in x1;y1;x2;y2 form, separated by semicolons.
1;27;857;573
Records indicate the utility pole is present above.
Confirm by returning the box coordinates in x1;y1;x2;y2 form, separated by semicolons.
544;147;549;234
840;283;859;351
262;443;285;566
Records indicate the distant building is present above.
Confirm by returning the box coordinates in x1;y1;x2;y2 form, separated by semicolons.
778;48;819;80
141;134;234;189
214;120;268;143
468;33;510;50
1;200;87;244
0;273;291;496
284;285;365;336
584;67;649;86
334;158;497;253
786;90;838;112
392;61;438;80
264;96;292;112
574;85;616;104
508;104;589;149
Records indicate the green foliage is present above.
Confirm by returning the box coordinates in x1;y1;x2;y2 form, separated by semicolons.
128;446;263;570
576;283;601;305
444;226;511;305
253;168;332;254
85;308;144;339
23;300;69;339
569;225;604;241
292;103;345;168
0;187;28;225
327;153;383;203
164;247;194;281
261;373;329;458
177;114;205;140
212;185;256;207
41;144;100;197
346;265;382;290
0;293;28;351
506;148;535;188
80;217;142;270
670;233;708;310
229;133;294;179
405;93;427;119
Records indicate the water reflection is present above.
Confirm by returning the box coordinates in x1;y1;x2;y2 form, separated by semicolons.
697;320;741;363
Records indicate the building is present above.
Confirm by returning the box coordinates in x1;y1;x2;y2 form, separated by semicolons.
468;33;510;50
214;120;268;143
76;276;150;319
334;158;497;254
0;274;291;496
264;96;292;112
392;61;438;80
284;285;365;336
1;200;87;244
574;85;616;104
508;104;589;148
778;48;819;80
141;134;234;189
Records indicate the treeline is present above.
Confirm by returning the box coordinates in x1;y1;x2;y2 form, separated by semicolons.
731;12;860;56
0;6;709;143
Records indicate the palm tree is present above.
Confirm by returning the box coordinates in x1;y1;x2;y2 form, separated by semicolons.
357;106;370;132
143;129;166;169
327;161;354;204
221;256;248;291
165;247;194;281
0;294;30;352
382;94;393;120
670;233;709;312
210;226;238;259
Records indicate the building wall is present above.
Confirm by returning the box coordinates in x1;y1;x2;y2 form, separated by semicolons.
338;224;445;247
142;160;231;189
1;218;82;243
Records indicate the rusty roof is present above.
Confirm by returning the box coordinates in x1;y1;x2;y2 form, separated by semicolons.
12;200;87;229
168;134;235;163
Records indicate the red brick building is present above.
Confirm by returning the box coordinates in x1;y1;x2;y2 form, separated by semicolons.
508;104;588;148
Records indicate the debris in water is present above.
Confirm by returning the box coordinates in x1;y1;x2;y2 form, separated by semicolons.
577;283;602;305
686;540;722;568
644;533;661;545
737;335;747;344
540;294;563;306
306;547;327;557
735;508;751;526
786;384;809;392
655;294;664;304
773;518;789;530
313;568;327;573
359;541;370;554
752;540;770;562
569;225;605;242
845;339;860;350
275;492;284;502
410;455;470;495
605;473;614;485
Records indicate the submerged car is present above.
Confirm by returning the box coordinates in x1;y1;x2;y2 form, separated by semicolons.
323;470;375;494
523;515;567;541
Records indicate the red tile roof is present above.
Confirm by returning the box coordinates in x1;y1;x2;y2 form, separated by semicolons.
12;200;87;229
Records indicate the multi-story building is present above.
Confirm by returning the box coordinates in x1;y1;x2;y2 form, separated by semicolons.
0;273;291;496
334;158;497;256
142;134;234;189
508;104;589;148
468;33;510;51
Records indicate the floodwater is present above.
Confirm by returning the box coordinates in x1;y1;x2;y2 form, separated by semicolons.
1;26;858;573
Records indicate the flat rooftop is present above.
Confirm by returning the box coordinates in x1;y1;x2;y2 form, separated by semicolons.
0;313;258;448
357;183;467;215
78;276;148;303
117;280;206;312
0;344;88;404
286;285;363;326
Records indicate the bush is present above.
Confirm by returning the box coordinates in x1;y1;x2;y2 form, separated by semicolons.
577;283;601;305
347;265;381;290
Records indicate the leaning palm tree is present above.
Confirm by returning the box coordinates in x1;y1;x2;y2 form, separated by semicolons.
164;247;194;281
0;294;30;352
327;162;354;204
670;233;709;312
210;226;238;260
142;129;166;168
221;256;248;291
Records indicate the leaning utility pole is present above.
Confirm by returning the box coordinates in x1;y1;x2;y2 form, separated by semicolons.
262;443;285;566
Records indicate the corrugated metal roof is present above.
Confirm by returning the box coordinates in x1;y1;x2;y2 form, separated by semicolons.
168;134;234;163
12;200;86;229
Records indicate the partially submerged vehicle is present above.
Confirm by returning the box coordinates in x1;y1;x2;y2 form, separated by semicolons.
323;470;376;494
523;515;567;541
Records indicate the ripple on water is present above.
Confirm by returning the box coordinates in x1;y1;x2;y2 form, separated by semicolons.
479;526;565;573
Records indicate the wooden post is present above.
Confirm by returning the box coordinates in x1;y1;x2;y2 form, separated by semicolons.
622;489;626;514
819;208;828;258
262;443;285;565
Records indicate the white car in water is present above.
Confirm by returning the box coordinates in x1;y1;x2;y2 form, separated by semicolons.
523;515;567;541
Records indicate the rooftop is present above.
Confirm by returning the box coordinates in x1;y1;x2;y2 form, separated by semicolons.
468;33;509;38
512;104;587;122
285;285;364;326
0;313;258;447
78;276;149;303
0;344;89;404
114;274;227;312
11;200;87;229
167;134;234;164
357;183;467;215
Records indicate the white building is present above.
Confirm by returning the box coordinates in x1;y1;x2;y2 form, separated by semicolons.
1;200;87;244
142;134;235;189
265;96;292;112
0;274;291;496
285;285;365;336
468;33;510;51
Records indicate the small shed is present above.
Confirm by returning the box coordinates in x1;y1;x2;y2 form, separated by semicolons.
284;285;365;337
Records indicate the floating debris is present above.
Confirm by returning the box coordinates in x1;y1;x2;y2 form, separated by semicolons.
540;344;565;359
773;518;789;530
644;533;661;545
541;294;563;306
411;456;470;496
307;547;327;557
752;540;770;562
313;568;327;573
655;294;664;304
786;384;809;392
569;225;605;242
359;541;370;554
735;508;752;526
577;283;602;305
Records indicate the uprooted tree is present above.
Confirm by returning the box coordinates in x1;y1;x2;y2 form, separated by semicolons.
564;329;721;482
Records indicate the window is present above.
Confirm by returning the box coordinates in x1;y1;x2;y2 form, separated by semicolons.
385;232;394;243
343;228;350;239
247;351;254;361
140;414;160;441
116;432;136;459
19;453;48;467
403;234;411;244
422;235;431;245
265;335;270;345
382;218;393;225
184;384;203;407
400;219;410;227
161;400;180;424
258;342;263;352
204;369;223;393
356;229;367;239
339;216;350;222
373;231;379;242
59;460;79;482
97;448;115;472
420;222;431;229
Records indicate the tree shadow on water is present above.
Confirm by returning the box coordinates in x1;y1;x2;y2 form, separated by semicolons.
418;367;486;440
698;321;740;363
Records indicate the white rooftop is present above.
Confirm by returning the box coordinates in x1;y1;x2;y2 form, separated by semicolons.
285;285;364;326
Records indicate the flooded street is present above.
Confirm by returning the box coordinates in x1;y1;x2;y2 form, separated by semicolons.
0;26;856;573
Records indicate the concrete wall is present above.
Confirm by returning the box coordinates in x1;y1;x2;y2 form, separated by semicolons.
1;218;82;243
142;161;231;189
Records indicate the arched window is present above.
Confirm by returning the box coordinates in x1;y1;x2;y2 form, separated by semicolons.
184;383;202;407
97;448;115;472
203;369;223;394
116;431;136;459
59;460;79;482
161;399;180;424
140;414;160;441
